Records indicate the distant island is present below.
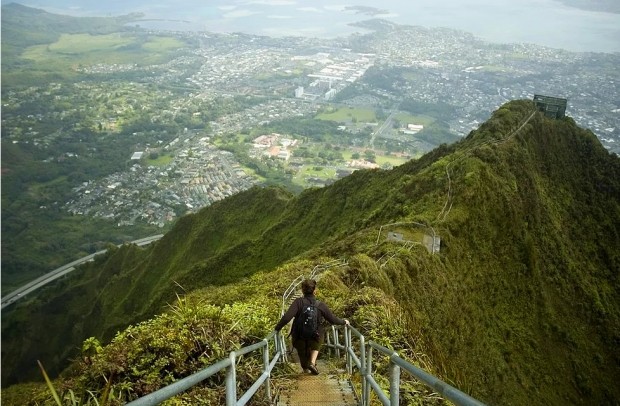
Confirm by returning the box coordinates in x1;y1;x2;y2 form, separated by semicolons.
559;0;620;13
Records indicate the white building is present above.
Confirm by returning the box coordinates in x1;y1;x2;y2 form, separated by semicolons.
324;88;337;100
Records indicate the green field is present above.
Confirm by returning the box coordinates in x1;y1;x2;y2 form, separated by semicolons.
47;33;134;54
394;112;435;126
341;150;409;167
255;68;304;81
299;166;337;178
375;155;408;166
21;33;186;67
146;154;174;167
316;107;377;123
290;165;337;187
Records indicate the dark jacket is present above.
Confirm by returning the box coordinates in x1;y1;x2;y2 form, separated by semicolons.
275;294;345;340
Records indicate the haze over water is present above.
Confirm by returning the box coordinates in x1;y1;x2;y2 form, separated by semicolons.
10;0;620;53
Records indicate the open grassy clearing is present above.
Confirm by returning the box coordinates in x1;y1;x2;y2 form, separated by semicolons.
145;154;174;167
375;155;408;166
316;106;377;122
340;150;408;167
290;164;337;187
141;36;185;52
298;165;337;178
27;176;69;200
394;112;435;126
47;33;134;54
255;69;304;81
21;33;186;67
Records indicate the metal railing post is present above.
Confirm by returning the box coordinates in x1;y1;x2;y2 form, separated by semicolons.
263;340;271;402
360;335;369;406
334;326;341;359
226;352;237;406
390;356;401;406
326;329;332;356
345;327;352;375
366;345;373;406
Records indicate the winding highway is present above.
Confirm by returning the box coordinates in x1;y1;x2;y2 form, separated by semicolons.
1;234;164;310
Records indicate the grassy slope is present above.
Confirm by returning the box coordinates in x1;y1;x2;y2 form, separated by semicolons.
398;110;620;404
1;186;294;384
2;101;619;405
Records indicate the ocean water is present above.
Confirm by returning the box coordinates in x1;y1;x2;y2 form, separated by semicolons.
9;0;620;53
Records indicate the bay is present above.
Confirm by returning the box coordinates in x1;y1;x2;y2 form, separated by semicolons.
7;0;620;52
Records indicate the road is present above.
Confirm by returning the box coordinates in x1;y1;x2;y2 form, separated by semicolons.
370;106;399;148
1;234;164;310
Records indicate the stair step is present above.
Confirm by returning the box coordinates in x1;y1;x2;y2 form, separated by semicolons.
276;360;357;406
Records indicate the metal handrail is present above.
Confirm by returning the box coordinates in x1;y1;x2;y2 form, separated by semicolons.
128;265;484;406
367;341;485;406
126;331;284;406
325;325;486;406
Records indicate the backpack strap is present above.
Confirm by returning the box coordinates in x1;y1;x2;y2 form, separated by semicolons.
290;297;310;337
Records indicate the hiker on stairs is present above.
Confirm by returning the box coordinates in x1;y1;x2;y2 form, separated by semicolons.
275;279;350;375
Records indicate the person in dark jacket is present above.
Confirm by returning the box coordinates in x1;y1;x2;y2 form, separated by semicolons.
275;278;349;375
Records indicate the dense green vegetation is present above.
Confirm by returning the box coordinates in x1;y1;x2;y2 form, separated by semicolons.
2;101;619;405
0;127;172;293
1;3;195;88
0;4;199;291
1;5;457;297
1;5;271;291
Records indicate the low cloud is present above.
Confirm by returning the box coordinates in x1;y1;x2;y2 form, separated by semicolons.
323;5;349;12
297;7;323;13
223;9;260;18
244;0;297;6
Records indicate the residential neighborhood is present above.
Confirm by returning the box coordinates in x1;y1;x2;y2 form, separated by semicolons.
3;22;618;229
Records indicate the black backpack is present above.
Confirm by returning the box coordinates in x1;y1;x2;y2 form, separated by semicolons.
297;298;321;340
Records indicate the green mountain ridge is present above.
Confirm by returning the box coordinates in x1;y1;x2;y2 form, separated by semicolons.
2;101;619;405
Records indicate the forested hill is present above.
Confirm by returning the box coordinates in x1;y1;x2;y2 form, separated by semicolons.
1;3;140;55
2;100;619;405
1;3;143;87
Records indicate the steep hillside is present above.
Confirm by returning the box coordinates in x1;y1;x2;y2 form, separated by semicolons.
2;100;619;405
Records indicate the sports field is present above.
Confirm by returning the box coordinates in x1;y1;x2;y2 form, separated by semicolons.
316;107;377;122
394;112;435;126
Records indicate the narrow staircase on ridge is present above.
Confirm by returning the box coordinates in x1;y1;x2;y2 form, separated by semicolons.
277;260;356;405
276;359;357;405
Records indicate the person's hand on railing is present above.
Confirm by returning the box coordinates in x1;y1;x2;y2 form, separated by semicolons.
344;319;350;326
